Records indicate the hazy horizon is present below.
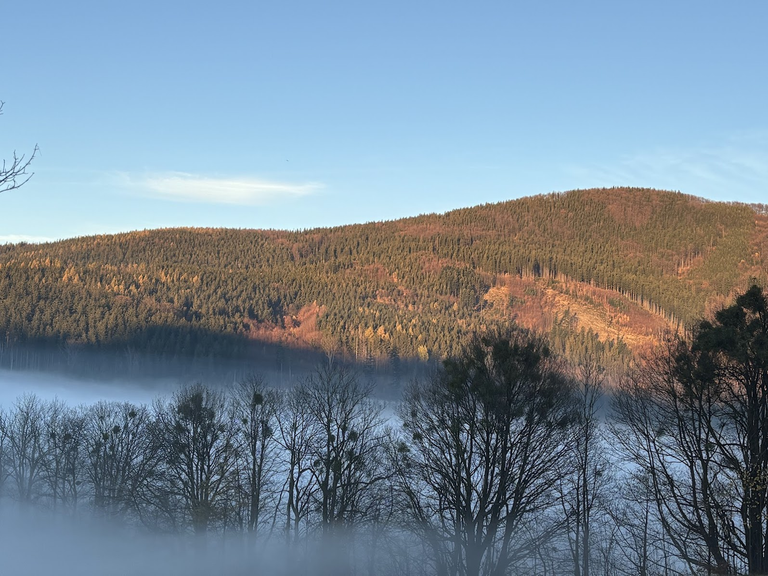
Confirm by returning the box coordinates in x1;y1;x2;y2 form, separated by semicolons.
2;186;766;246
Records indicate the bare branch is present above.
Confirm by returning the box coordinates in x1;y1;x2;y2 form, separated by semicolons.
0;101;38;193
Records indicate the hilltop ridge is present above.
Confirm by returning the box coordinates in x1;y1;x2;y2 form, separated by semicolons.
0;188;765;369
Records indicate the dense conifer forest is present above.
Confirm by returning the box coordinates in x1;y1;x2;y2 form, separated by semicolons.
0;188;765;368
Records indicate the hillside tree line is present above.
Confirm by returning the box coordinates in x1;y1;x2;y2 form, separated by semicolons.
0;188;764;370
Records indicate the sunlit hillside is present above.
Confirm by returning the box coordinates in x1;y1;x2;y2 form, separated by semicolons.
0;188;765;368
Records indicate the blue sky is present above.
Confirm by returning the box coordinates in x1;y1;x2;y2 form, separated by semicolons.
1;0;766;243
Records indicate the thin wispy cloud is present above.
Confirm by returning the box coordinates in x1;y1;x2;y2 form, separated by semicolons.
563;134;768;202
0;234;56;245
122;172;324;206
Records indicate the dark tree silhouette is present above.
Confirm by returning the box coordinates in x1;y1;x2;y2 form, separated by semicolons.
613;284;768;575
84;401;161;522
0;394;47;503
156;384;238;534
560;358;611;576
231;374;281;535
395;328;577;576
691;284;768;574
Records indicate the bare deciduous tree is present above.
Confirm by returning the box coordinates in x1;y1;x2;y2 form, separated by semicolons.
231;374;281;536
156;384;238;534
276;383;316;544
83;401;161;524
0;101;37;193
42;399;85;513
301;362;387;535
612;343;735;574
560;359;611;576
0;394;48;503
396;329;577;576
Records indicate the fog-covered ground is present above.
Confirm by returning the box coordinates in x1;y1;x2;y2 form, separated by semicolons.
1;495;405;576
0;502;333;576
0;345;419;407
0;368;178;407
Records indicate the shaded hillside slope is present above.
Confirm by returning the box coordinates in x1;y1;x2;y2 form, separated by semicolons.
0;188;765;367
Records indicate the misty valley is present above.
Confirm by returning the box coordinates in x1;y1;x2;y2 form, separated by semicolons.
0;285;767;575
0;183;766;576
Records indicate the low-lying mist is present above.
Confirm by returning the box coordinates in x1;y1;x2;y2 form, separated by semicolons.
0;502;395;576
0;368;171;407
0;344;423;400
0;362;417;575
0;337;633;576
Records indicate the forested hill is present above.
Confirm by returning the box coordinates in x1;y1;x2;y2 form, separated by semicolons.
1;188;766;368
